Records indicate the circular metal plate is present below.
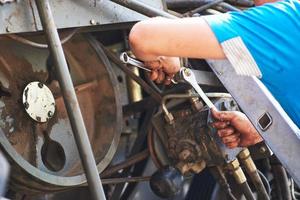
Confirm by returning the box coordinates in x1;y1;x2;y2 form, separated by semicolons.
22;82;55;123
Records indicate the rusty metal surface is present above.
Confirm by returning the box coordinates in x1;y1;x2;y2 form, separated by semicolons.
151;98;242;175
0;34;122;192
0;0;164;35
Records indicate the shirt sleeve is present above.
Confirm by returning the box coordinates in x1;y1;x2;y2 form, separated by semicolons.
203;0;300;127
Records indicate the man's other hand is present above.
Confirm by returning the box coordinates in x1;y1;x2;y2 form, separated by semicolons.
144;56;180;85
211;108;263;149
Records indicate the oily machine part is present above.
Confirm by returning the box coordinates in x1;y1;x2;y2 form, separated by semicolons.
0;34;122;193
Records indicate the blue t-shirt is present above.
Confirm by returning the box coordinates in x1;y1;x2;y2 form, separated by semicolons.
204;0;300;127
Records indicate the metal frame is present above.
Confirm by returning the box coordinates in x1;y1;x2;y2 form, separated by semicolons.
207;59;300;186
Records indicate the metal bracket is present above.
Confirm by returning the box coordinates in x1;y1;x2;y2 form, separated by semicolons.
207;59;300;185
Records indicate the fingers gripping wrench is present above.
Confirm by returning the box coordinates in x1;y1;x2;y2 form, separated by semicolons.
120;52;215;109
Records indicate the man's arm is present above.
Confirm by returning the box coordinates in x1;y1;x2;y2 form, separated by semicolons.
129;17;225;61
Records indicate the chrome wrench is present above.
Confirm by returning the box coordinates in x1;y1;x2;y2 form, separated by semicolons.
179;67;216;109
120;53;213;104
120;52;151;72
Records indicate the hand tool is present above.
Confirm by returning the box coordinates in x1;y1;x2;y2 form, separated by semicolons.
120;52;151;72
120;52;216;109
176;67;217;109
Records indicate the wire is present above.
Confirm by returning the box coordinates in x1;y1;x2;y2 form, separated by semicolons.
5;28;79;49
258;170;271;195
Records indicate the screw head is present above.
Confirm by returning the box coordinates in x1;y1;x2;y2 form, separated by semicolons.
48;111;53;118
38;82;43;88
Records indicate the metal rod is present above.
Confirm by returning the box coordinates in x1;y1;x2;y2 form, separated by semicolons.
35;1;106;200
183;0;224;16
96;42;162;102
101;150;149;178
102;176;151;185
110;0;178;19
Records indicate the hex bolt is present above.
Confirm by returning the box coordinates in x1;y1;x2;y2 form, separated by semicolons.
183;68;191;76
38;82;44;88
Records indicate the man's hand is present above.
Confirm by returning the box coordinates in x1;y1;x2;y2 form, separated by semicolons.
211;109;263;148
144;56;181;85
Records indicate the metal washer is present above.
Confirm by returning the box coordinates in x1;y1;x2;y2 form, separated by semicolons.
22;81;55;123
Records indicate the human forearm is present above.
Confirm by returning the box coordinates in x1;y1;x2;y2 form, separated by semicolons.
129;17;225;61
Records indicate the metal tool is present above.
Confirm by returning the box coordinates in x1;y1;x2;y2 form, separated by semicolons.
178;67;216;109
120;52;151;72
120;53;216;109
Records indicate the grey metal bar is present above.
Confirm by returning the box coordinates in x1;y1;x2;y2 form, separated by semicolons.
207;59;300;186
35;1;106;199
110;0;178;19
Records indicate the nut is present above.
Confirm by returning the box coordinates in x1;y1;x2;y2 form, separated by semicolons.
227;159;240;170
238;148;250;159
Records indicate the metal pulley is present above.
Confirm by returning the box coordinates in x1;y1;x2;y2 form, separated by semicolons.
0;34;122;193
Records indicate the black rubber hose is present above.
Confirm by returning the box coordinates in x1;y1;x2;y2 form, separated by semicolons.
240;182;255;200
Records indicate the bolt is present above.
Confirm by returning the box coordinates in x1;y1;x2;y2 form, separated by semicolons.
24;102;29;109
38;82;43;88
48;111;53;118
183;68;191;76
90;19;96;25
259;146;267;153
36;116;41;122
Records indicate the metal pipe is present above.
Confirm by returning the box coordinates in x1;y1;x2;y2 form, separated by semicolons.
95;41;162;102
102;176;151;185
238;149;270;200
110;0;178;19
219;2;241;12
35;1;106;200
101;150;149;178
183;0;224;16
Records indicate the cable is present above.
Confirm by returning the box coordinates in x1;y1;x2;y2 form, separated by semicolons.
258;170;271;195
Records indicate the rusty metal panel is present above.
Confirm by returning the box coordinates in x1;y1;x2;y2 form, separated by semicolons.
0;0;164;35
